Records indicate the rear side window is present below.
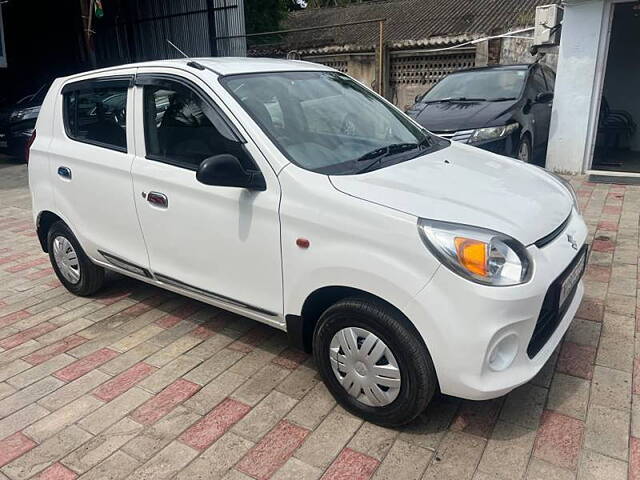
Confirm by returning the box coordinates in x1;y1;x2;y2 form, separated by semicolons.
62;79;128;152
142;79;248;170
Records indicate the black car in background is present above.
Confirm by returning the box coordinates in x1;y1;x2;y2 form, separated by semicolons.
0;84;48;161
406;64;555;165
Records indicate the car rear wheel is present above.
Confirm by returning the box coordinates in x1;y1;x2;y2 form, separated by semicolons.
47;221;105;296
313;297;437;426
516;135;532;163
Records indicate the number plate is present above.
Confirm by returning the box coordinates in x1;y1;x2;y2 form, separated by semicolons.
559;247;587;308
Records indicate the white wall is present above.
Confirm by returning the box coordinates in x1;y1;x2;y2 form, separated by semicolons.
546;0;608;174
601;3;640;151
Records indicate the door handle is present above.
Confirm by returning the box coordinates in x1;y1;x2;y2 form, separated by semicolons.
144;191;168;209
57;166;72;180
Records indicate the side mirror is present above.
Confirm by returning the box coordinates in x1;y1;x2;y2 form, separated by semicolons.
196;154;266;191
415;93;425;104
535;91;554;103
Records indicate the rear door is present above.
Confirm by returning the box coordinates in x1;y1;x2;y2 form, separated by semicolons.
130;69;283;324
50;72;149;273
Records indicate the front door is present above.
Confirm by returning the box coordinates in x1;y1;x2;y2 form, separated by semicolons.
50;71;149;270
130;70;283;323
528;65;553;158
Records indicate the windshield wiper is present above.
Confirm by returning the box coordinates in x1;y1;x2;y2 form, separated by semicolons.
354;142;428;174
424;97;486;103
488;97;516;102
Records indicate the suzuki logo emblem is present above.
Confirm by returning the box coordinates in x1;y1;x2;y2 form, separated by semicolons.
567;234;578;250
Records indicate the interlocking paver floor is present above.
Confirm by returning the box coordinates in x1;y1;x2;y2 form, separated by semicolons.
0;156;638;479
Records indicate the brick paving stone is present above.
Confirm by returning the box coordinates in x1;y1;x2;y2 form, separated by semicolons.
78;387;151;434
231;363;290;407
236;420;309;480
0;432;36;468
295;408;363;470
130;378;200;425
630;436;640;480
584;405;630;461
422;431;485;480
77;450;139;480
577;449;627;480
37;370;109;411
175;432;254;480
525;458;575;480
122;406;200;462
183;349;244;386
556;341;596;380
62;417;143;473
127;440;198;480
0;323;57;349
371;439;431;480
1;425;92;480
397;396;459;450
320;448;379;480
547;373;590;420
22;336;87;366
135;355;201;393
0;376;65;418
232;390;297;443
275;360;319;400
566;319;601;347
24;395;103;442
53;348;119;382
36;463;77;480
272;348;309;370
347;423;397;461
91;362;156;401
179;397;251;450
533;411;584;471
591;365;632;411
477;420;536;480
0;403;50;439
450;398;502;439
499;383;547;429
183;371;245;416
286;382;336;430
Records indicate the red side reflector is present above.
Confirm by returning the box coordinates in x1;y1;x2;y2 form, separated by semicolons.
25;130;36;164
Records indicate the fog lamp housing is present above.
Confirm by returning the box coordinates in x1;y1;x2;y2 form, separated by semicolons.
487;333;518;371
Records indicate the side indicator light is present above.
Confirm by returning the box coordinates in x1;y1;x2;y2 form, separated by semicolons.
296;238;310;249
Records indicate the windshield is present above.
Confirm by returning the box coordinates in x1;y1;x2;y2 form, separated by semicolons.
423;69;527;102
221;71;447;175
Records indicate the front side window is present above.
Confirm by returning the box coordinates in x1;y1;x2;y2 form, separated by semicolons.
143;80;246;170
529;67;548;94
423;68;527;103
221;71;446;175
63;83;128;152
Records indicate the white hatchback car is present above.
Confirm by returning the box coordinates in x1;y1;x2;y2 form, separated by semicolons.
28;58;587;426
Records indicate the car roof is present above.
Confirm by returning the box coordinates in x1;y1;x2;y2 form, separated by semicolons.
451;64;533;74
62;57;334;82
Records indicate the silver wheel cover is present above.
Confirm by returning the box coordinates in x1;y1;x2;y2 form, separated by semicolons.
52;236;81;284
329;327;401;407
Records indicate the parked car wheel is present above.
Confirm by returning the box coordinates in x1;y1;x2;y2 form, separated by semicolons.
313;297;437;427
516;135;532;163
47;221;105;296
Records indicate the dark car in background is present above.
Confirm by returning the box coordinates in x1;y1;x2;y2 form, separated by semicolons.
0;84;48;161
406;64;555;165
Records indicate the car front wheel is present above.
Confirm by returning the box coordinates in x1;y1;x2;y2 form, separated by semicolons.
516;135;532;163
313;297;437;427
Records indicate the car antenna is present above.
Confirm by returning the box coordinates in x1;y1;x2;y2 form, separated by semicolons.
166;39;205;70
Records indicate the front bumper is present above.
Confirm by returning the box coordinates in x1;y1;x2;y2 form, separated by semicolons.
404;209;587;400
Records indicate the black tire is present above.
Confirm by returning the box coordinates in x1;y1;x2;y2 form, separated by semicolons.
47;221;105;296
313;297;437;427
516;135;533;163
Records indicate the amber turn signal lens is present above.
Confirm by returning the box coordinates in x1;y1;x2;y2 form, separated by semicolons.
454;237;488;277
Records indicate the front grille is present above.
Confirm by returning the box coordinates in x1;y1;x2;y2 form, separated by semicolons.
534;213;571;249
527;244;588;358
432;129;474;143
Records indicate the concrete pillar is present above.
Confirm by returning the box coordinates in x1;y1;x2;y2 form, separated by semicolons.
546;0;607;174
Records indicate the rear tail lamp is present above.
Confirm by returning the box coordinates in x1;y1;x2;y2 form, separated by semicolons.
25;130;36;164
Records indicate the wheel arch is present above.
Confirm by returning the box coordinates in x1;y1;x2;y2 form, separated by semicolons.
286;285;427;355
36;210;64;253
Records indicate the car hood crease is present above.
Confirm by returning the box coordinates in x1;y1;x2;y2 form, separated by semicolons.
329;143;572;246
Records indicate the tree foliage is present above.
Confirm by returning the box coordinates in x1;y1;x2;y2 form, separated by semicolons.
244;0;289;34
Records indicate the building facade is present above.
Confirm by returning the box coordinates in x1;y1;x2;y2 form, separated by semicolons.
547;0;640;175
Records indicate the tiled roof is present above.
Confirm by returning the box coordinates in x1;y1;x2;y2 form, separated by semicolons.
281;0;556;52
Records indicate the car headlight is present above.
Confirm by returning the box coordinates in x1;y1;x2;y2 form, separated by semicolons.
468;123;519;144
418;219;531;286
545;170;580;214
10;106;40;122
